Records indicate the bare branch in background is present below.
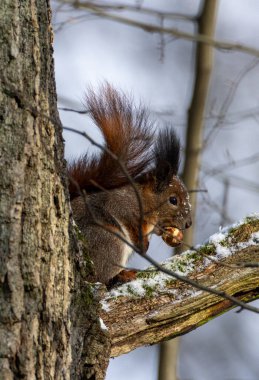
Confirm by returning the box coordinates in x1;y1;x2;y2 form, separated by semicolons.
204;57;259;146
204;152;259;177
55;0;259;57
54;0;196;22
220;179;230;226
58;106;89;114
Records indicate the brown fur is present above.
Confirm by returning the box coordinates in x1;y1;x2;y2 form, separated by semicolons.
68;84;154;198
69;84;192;284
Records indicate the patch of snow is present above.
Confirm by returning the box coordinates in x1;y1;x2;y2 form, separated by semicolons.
215;245;231;259
203;257;212;267
99;317;108;331
201;213;259;262
101;214;259;303
100;299;111;312
103;252;198;301
234;231;259;252
204;213;259;245
209;232;227;245
251;231;259;241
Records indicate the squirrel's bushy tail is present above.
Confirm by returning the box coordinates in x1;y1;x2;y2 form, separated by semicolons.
68;84;180;199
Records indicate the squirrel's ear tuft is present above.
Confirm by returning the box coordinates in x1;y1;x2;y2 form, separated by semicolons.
153;127;180;191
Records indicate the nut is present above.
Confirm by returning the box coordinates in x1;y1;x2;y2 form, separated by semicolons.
162;227;183;247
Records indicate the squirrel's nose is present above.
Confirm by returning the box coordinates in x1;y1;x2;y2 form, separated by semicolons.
185;219;192;229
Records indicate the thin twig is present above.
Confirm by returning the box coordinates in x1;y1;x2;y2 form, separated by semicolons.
58;106;89;114
59;0;259;58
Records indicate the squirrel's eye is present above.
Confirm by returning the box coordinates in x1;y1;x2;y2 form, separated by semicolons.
169;196;178;206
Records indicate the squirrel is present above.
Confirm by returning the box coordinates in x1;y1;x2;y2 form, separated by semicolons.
68;84;192;284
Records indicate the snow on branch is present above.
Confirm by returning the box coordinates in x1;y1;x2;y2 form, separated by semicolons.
100;215;259;357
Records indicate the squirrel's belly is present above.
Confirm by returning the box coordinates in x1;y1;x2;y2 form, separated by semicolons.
118;223;134;267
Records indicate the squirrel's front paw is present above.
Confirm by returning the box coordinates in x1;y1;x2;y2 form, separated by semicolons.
107;270;137;288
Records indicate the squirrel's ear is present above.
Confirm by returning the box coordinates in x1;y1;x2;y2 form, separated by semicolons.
153;127;180;192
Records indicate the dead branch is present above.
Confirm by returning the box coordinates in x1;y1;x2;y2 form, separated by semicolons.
100;216;259;357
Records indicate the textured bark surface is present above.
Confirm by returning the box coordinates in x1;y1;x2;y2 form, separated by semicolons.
69;235;111;380
101;218;259;357
0;1;110;379
0;0;72;378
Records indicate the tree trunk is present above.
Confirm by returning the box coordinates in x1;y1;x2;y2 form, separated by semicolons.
0;1;110;378
0;0;71;377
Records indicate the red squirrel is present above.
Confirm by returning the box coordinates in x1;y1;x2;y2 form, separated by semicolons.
68;84;192;284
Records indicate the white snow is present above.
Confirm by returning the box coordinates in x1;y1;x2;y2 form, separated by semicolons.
99;317;108;331
101;214;259;303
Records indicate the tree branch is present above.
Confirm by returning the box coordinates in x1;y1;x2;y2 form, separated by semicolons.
59;0;259;58
100;215;259;357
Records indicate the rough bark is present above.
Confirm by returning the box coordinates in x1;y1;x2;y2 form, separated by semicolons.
69;233;111;380
100;216;259;358
0;1;110;379
0;0;71;377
